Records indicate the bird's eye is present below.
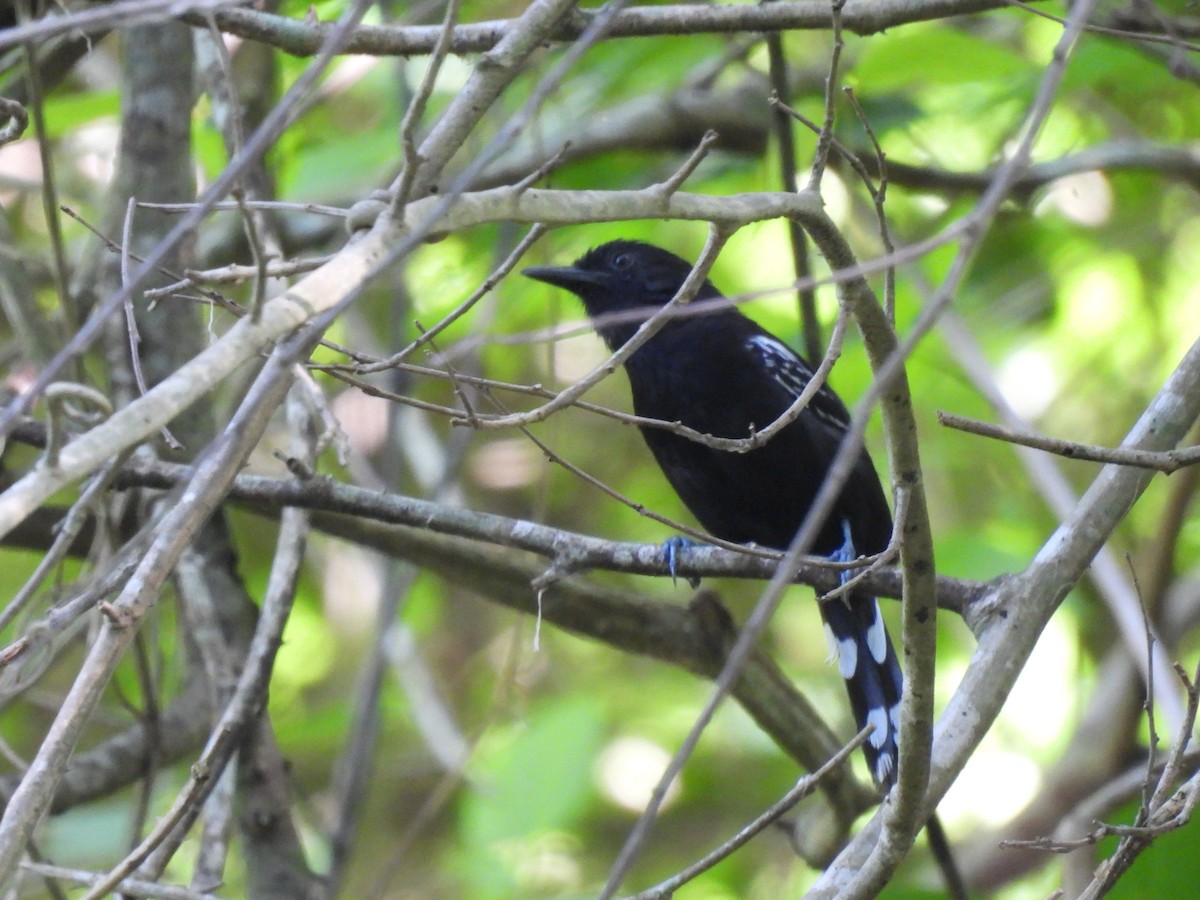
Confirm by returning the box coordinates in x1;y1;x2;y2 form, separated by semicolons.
612;253;632;270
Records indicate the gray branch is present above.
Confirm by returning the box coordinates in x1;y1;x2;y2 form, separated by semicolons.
193;0;1021;58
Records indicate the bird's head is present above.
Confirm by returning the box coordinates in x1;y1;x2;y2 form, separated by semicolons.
523;240;722;347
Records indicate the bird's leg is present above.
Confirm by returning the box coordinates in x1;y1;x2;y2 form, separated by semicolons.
822;521;860;668
661;535;702;588
830;519;858;584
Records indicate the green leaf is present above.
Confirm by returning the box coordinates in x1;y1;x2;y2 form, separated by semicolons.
850;27;1030;90
44;90;119;138
462;697;606;845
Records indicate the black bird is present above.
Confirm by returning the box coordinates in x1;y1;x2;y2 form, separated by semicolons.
524;240;903;785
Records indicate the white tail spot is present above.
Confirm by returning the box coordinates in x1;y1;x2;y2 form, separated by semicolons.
875;751;895;783
866;602;888;664
837;637;858;679
868;707;889;749
823;623;858;678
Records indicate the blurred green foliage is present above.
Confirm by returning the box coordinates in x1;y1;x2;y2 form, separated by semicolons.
0;0;1198;896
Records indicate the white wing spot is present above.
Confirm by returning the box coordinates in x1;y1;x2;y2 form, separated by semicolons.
745;334;849;430
747;335;814;396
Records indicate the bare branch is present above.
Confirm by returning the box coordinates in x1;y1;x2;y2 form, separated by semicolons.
939;410;1200;473
629;727;874;899
190;0;1025;58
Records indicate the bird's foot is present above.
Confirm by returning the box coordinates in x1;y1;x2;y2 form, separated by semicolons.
661;536;702;588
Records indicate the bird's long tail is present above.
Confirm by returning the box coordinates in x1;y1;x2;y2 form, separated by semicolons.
821;594;904;785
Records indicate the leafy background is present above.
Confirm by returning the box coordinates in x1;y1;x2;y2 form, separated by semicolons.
0;0;1198;897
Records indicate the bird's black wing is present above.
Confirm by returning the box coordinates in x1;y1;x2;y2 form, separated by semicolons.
744;334;852;432
745;331;894;553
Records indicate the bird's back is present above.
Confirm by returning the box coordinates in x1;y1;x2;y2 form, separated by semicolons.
622;308;892;557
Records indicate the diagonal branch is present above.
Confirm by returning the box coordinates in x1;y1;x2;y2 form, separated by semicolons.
810;328;1200;892
0;187;827;541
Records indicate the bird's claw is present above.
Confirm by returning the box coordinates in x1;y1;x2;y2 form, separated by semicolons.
662;536;702;588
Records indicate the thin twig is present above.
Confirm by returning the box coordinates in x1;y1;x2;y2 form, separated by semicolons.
513;141;573;192
18;0;76;338
807;0;846;191
390;0;462;214
1003;0;1200;52
0;452;130;634
842;86;896;322
627;727;873;900
357;224;547;374
654;128;719;197
938;410;1200;473
418;327;480;426
20;862;212;900
120;198;182;449
59;205;239;314
763;7;820;361
137;198;347;217
1130;559;1159;824
124;630;164;855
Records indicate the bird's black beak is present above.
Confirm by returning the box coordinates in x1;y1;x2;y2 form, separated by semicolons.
522;265;609;294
